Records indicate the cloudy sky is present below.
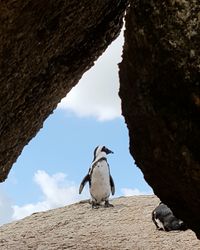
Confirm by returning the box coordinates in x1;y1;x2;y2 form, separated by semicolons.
0;29;153;226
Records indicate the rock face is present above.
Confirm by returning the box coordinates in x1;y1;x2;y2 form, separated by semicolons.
0;196;199;250
0;0;128;181
119;1;200;238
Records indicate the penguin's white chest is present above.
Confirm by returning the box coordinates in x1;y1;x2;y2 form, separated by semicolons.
90;160;111;203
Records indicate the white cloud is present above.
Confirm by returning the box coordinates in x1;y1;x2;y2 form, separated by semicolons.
0;187;14;225
12;170;88;221
121;188;153;196
58;30;124;121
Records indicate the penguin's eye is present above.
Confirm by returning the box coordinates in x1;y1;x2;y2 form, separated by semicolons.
102;146;107;153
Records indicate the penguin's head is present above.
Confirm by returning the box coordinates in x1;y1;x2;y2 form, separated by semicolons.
93;145;113;159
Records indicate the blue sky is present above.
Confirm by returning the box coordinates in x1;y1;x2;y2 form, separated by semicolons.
0;30;153;225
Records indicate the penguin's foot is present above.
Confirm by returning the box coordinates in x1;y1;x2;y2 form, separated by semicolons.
92;205;100;209
104;200;114;208
92;201;100;209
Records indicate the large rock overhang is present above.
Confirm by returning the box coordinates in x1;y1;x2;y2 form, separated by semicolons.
119;1;200;238
0;0;128;181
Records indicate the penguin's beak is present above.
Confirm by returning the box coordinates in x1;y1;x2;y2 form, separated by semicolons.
102;146;114;154
106;148;114;154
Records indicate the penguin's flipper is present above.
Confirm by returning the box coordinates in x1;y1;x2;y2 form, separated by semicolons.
110;175;115;195
79;174;90;194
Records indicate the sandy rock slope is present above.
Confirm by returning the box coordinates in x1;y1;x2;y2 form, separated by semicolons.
0;195;199;249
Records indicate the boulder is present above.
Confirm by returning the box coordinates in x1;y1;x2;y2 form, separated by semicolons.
119;0;200;238
0;0;128;181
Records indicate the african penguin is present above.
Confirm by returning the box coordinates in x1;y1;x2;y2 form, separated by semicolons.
152;202;188;231
79;145;115;208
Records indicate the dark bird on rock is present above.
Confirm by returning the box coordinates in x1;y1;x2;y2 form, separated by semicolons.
152;202;188;231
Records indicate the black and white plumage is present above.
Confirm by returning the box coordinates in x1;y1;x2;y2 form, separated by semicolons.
79;145;115;208
152;202;188;231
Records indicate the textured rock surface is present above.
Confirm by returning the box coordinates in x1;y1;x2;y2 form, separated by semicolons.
119;0;200;237
0;196;199;249
0;0;128;181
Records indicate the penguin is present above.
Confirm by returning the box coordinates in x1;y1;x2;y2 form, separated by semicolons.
152;202;188;231
79;145;115;208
